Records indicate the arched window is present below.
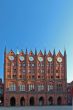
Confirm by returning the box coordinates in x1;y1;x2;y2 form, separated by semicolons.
29;84;34;91
9;83;16;91
19;84;25;91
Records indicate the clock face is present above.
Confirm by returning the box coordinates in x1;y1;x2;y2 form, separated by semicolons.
9;56;14;61
29;56;34;61
57;57;62;62
38;57;43;62
47;57;52;62
19;56;24;61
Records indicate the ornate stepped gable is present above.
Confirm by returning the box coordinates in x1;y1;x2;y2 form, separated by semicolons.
4;48;67;106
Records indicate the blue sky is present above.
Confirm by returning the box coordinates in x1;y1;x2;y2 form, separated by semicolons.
0;0;73;82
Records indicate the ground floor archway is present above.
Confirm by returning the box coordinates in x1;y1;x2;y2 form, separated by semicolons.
48;97;53;105
10;97;16;106
29;97;35;106
20;97;25;106
39;97;44;106
57;96;62;105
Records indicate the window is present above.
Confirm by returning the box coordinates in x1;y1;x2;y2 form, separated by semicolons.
56;69;59;73
32;64;34;67
13;74;16;79
7;75;11;78
48;69;50;73
38;85;44;91
38;75;40;79
23;63;25;66
7;63;11;66
51;75;53;79
19;85;25;91
12;63;14;66
19;64;21;66
31;69;34;74
28;69;31;73
56;76;60;79
28;64;31;66
56;73;60;79
22;69;26;73
29;84;34;91
9;83;16;91
19;75;22;78
57;84;63;91
32;75;35;79
48;85;53;91
41;63;44;66
41;70;44;73
7;68;11;72
38;64;40;66
13;68;17;73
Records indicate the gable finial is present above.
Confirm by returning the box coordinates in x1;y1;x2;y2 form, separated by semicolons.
26;48;28;54
53;49;55;55
35;48;37;55
44;49;46;55
4;46;6;55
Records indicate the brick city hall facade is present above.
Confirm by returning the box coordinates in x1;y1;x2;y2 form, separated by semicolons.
4;49;67;106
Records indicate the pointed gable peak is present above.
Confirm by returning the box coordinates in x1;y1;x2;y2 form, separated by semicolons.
9;49;15;55
20;50;24;55
10;49;14;53
48;50;52;56
38;50;43;56
57;50;63;57
29;50;34;55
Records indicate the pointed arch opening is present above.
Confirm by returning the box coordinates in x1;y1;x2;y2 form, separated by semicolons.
29;97;35;106
10;97;16;106
39;96;44;106
57;96;62;105
20;97;25;106
48;97;53;105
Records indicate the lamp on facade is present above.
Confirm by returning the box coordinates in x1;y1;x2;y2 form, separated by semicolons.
0;100;1;105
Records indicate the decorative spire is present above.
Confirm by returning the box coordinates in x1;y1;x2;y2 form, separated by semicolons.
26;48;28;54
40;50;42;53
49;50;51;53
64;48;66;56
39;50;43;55
4;46;6;57
35;48;37;55
4;46;6;54
16;49;19;55
10;49;13;52
30;49;32;53
44;49;46;55
21;49;24;53
53;49;55;55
